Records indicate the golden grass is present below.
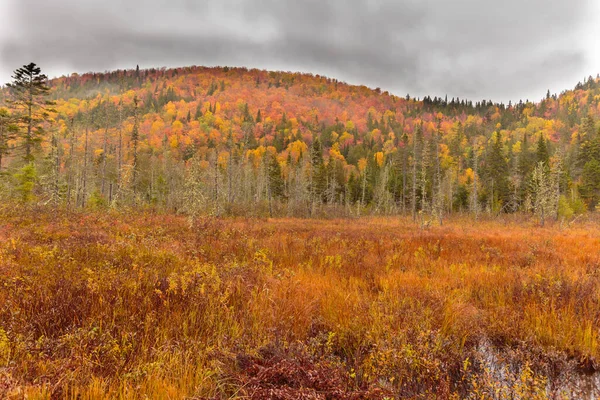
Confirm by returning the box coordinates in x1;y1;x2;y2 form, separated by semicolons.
0;208;599;398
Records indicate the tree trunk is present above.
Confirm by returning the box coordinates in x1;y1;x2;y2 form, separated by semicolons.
66;119;76;209
101;107;109;197
412;145;417;222
81;113;89;208
117;100;123;193
25;74;33;161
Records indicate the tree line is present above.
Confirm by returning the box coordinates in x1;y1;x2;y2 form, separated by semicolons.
1;63;599;225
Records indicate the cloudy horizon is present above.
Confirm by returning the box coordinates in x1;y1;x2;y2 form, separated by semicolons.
1;0;599;104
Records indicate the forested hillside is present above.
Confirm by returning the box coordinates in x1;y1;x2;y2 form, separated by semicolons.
1;65;600;220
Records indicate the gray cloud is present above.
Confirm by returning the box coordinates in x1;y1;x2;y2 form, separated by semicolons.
0;0;596;102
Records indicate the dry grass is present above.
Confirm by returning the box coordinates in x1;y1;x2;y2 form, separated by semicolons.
0;207;599;399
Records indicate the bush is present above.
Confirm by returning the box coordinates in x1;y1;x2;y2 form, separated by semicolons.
571;194;587;215
14;163;37;203
558;195;574;219
88;189;107;209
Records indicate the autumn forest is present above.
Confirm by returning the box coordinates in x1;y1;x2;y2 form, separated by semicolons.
1;65;599;222
1;64;600;399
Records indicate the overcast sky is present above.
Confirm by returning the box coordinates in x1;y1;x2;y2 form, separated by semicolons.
1;0;599;103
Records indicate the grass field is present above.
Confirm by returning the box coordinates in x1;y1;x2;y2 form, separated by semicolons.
0;207;599;399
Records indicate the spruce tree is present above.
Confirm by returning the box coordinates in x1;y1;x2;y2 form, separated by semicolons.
267;152;284;199
486;131;510;210
580;160;600;209
310;137;326;207
6;63;54;162
131;96;140;196
536;134;550;165
582;115;596;139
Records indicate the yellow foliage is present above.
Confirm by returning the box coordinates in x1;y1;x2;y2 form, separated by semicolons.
172;120;184;134
358;157;367;173
218;151;230;169
151;119;166;135
374;152;384;167
461;168;475;185
287;140;308;163
382;140;395;155
0;328;9;367
329;145;345;162
512;141;522;154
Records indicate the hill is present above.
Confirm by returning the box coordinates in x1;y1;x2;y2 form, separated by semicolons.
1;65;600;218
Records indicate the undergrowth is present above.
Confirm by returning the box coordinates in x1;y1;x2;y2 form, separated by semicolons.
0;206;599;398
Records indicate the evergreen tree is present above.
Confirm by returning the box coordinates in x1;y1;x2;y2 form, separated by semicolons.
310;137;326;208
131;96;140;196
582;114;596;139
580;160;600;209
14;162;37;203
486;131;510;210
412;123;424;221
242;103;253;123
6;63;54;162
536;134;550;165
267;151;284;199
577;123;600;172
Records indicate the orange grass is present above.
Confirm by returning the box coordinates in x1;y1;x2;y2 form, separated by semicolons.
0;207;599;399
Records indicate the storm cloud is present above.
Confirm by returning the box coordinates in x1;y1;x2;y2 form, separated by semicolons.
0;0;597;102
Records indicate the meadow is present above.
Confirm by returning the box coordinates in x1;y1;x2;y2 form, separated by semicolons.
0;206;599;399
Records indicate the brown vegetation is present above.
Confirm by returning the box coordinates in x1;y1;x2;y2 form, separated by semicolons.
0;206;599;398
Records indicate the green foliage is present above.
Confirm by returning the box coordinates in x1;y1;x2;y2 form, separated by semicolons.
14;163;37;203
485;131;510;208
571;194;587;215
88;189;107;209
558;195;574;219
5;64;600;217
267;152;284;199
6;62;54;162
580;159;600;209
536;134;549;165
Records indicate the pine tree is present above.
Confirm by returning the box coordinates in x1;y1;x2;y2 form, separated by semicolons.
536;134;550;165
412;123;424;221
469;143;480;219
582;114;596;139
486;131;510;210
6;63;54;162
577;117;600;170
432;126;444;225
267;151;284;199
309;137;326;213
580;160;600;209
131;96;140;196
401;132;409;213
